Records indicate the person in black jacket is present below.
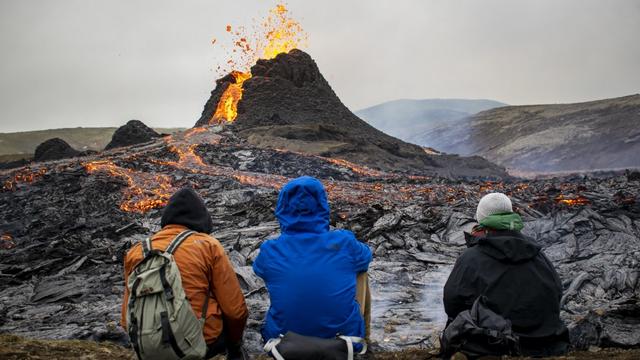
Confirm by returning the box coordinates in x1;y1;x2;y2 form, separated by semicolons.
443;193;569;357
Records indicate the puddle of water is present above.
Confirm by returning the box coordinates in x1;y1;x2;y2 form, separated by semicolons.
369;264;451;350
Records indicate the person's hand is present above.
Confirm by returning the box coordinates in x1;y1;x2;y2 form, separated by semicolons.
226;343;248;360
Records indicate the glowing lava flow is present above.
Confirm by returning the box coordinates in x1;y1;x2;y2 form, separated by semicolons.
272;147;389;178
159;128;221;169
2;167;47;191
164;142;208;168
83;130;214;213
319;157;388;178
555;194;591;206
0;232;14;250
210;3;308;124
212;71;252;123
84;128;289;213
84;160;174;213
163;130;289;189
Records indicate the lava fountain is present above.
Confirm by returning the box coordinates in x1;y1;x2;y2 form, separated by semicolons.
210;3;308;124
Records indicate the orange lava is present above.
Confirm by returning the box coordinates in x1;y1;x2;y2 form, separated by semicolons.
184;127;208;138
555;194;590;206
84;160;174;213
257;4;308;60
209;3;308;125
2;168;47;191
477;181;507;194
273;148;388;178
233;173;286;190
165;143;207;167
0;232;15;250
84;131;217;213
91;127;292;213
157;129;221;169
211;71;252;124
321;157;387;178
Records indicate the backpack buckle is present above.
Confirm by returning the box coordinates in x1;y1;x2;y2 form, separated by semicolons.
164;287;175;301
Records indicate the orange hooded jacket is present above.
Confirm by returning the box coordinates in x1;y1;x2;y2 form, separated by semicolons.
121;189;248;345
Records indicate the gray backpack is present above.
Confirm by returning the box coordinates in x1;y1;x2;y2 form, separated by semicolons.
126;230;209;360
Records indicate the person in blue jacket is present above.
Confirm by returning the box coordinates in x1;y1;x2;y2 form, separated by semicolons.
253;176;372;345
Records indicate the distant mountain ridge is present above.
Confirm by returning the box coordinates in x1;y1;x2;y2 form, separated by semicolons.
356;98;506;140
414;94;640;172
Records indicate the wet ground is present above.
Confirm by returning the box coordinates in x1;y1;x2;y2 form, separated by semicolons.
369;265;451;350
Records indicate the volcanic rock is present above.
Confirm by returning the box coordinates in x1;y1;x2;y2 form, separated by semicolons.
195;50;506;178
626;170;640;182
1;128;639;352
105;120;160;150
0;158;30;170
33;138;80;162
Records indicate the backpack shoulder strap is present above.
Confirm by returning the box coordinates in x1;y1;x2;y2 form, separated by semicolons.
338;336;367;359
165;230;195;255
263;337;284;360
140;237;152;258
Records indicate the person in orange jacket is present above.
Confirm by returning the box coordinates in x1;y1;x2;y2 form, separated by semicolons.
121;188;249;359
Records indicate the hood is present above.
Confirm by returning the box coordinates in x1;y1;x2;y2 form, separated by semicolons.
161;188;213;234
475;231;541;263
275;176;330;234
479;212;524;232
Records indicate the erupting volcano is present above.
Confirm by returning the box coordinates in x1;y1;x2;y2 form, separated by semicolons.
195;6;504;176
202;48;505;175
209;4;308;124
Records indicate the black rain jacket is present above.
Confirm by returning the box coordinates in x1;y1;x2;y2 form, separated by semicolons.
443;230;569;356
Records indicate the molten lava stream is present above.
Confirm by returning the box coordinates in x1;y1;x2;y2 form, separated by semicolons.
2;167;48;191
319;156;389;178
211;71;252;124
84;160;174;213
555;194;590;206
165;144;207;168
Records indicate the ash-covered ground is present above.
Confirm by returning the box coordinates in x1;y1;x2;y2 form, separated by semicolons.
1;127;639;354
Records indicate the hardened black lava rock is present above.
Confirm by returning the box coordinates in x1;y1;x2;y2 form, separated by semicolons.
33;138;80;162
1;129;639;352
105;120;160;150
0;158;30;170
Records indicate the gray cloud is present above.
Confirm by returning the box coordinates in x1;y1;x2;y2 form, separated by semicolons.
0;0;638;132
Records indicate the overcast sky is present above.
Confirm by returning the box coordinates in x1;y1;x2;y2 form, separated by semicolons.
0;0;639;132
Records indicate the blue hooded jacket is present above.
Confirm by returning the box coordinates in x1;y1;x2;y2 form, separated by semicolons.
253;176;372;343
